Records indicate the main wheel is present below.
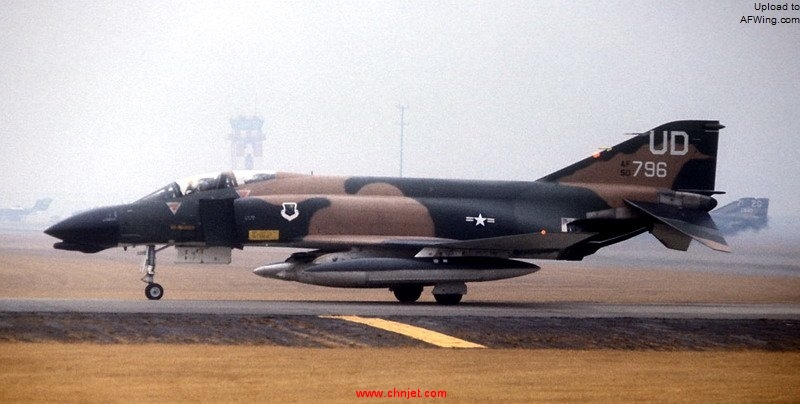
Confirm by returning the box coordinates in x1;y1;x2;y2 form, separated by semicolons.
145;283;164;300
392;285;423;303
434;293;462;305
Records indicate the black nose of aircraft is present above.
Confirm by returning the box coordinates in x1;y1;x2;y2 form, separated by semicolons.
44;207;120;253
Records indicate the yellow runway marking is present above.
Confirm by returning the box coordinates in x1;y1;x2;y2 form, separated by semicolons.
321;315;485;348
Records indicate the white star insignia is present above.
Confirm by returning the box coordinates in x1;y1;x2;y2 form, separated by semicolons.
466;213;496;226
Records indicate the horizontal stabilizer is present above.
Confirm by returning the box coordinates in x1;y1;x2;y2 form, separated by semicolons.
626;200;730;252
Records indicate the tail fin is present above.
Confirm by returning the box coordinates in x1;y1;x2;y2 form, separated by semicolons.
711;197;769;235
714;197;769;218
539;120;724;193
32;198;53;212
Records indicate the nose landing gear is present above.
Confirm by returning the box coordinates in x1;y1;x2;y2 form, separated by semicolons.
141;245;170;300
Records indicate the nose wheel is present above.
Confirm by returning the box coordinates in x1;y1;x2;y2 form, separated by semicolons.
140;244;169;300
145;283;164;300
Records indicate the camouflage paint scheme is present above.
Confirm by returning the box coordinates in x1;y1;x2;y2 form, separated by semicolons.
45;120;729;304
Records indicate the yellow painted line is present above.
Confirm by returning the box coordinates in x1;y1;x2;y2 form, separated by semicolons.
321;315;485;349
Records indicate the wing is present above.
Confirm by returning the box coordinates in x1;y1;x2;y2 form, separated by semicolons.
414;232;598;259
300;232;598;259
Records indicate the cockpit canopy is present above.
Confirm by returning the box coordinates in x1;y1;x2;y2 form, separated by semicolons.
138;170;276;202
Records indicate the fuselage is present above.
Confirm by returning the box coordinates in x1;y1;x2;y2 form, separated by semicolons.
46;171;678;259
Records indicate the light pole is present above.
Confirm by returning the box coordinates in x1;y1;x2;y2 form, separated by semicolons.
397;104;407;177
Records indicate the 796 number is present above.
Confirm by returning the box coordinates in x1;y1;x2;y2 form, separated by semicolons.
620;161;667;178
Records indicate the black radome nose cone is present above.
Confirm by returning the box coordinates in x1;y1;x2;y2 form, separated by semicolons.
44;207;120;253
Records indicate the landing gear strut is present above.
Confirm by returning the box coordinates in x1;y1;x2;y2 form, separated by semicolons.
141;244;167;300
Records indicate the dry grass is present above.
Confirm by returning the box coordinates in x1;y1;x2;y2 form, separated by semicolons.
1;344;798;403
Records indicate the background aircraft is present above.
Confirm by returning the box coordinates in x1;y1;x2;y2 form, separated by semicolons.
0;198;52;222
45;120;728;304
711;197;769;236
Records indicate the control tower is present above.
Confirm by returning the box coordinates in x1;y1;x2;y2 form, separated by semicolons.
228;116;266;170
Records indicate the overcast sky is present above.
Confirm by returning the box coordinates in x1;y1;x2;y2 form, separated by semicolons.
1;0;798;217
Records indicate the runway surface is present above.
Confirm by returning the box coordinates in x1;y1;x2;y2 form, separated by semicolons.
2;298;800;319
2;299;799;349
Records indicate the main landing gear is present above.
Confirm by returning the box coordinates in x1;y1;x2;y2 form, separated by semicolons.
432;282;466;305
141;245;169;300
390;282;467;305
391;285;423;303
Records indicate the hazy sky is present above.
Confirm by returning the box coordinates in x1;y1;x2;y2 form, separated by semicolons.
1;0;798;216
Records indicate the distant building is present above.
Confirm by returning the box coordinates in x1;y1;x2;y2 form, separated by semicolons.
228;116;266;170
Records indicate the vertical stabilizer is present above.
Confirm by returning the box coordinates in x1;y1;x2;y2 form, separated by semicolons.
32;198;53;212
539;120;723;193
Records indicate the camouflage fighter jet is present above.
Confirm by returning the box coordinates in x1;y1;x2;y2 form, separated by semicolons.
45;120;729;304
711;197;769;235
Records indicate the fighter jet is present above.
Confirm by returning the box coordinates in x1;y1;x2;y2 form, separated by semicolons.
45;120;729;304
0;198;52;222
711;197;769;235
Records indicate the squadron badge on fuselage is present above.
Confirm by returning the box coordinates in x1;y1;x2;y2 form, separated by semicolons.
281;202;299;221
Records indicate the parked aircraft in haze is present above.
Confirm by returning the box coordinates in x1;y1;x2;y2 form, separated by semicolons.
0;198;52;222
45;120;729;304
711;197;769;235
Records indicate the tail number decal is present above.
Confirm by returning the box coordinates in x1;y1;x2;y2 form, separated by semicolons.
620;131;687;178
649;130;688;156
634;161;667;178
621;160;667;178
